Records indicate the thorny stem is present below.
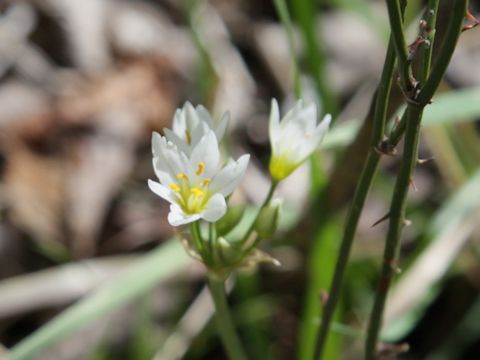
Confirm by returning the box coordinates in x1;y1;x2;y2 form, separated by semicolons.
207;276;248;360
364;1;467;358
313;35;398;360
386;0;414;93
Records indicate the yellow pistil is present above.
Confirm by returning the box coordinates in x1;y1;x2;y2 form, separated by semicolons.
170;183;180;192
196;162;205;176
176;173;189;181
190;187;204;197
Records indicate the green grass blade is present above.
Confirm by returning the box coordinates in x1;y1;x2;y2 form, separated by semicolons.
8;240;192;360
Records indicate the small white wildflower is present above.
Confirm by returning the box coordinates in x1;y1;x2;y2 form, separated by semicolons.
163;102;229;156
148;131;249;226
269;99;331;181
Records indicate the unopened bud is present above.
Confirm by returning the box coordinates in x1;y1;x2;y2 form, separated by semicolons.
216;205;246;236
254;199;282;238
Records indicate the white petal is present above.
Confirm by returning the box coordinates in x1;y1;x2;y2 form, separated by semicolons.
151;132;164;156
168;203;201;226
196;105;214;129
215;111;229;141
200;193;227;222
269;99;281;147
164;128;190;155
210;154;250;196
172;108;187;137
190;131;220;178
148;179;176;203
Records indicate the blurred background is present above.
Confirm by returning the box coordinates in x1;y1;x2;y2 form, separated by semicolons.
0;0;480;359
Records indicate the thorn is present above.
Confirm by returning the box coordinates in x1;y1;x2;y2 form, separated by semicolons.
374;137;397;156
319;290;329;305
417;156;435;164
372;212;391;227
409;177;418;191
377;342;410;358
393;266;402;274
463;9;479;32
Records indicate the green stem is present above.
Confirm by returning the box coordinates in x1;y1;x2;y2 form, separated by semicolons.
207;276;248;360
313;35;398;360
273;0;302;98
292;0;338;115
364;1;466;358
240;181;278;245
386;0;414;92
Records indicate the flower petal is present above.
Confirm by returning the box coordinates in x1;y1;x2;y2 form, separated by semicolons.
148;179;176;203
210;154;250;196
200;193;227;222
269;99;281;146
190;131;220;178
168;203;201;226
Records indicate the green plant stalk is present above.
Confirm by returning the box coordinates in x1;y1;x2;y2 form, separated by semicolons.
207;276;248;360
292;0;338;115
273;0;302;98
313;36;397;360
364;105;423;360
364;1;466;357
240;181;278;247
386;0;414;92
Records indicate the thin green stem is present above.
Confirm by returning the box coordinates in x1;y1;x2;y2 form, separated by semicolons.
386;0;414;92
273;0;302;98
207;276;248;360
313;35;398;360
240;181;278;245
292;0;338;115
364;1;466;357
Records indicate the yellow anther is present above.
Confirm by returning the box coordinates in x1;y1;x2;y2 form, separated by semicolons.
190;188;204;197
185;130;192;145
202;178;210;187
176;173;189;181
196;162;205;176
170;183;180;192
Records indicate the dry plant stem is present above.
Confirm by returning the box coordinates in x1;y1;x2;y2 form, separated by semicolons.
207;276;248;360
364;0;467;358
313;36;398;360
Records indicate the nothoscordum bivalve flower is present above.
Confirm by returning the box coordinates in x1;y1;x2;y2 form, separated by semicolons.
268;99;331;181
148;131;249;226
164;102;229;156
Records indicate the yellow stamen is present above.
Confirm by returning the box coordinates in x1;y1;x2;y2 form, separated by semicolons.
196;162;205;176
170;183;180;192
176;173;189;181
202;178;210;187
190;187;204;197
185;130;192;145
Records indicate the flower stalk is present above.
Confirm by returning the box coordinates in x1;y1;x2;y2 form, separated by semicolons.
207;276;248;360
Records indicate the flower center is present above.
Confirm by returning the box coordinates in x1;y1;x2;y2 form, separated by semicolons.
169;163;211;214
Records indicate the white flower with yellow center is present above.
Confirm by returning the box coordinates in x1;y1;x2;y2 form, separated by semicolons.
163;102;229;156
148;130;249;226
269;99;331;181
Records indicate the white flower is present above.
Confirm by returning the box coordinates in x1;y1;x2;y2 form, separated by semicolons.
148;131;249;226
163;102;229;156
268;99;331;181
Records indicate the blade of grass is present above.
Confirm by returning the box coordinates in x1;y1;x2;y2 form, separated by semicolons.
8;240;192;360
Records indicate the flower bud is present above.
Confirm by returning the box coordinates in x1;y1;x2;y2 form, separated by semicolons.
253;199;282;238
215;205;246;236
